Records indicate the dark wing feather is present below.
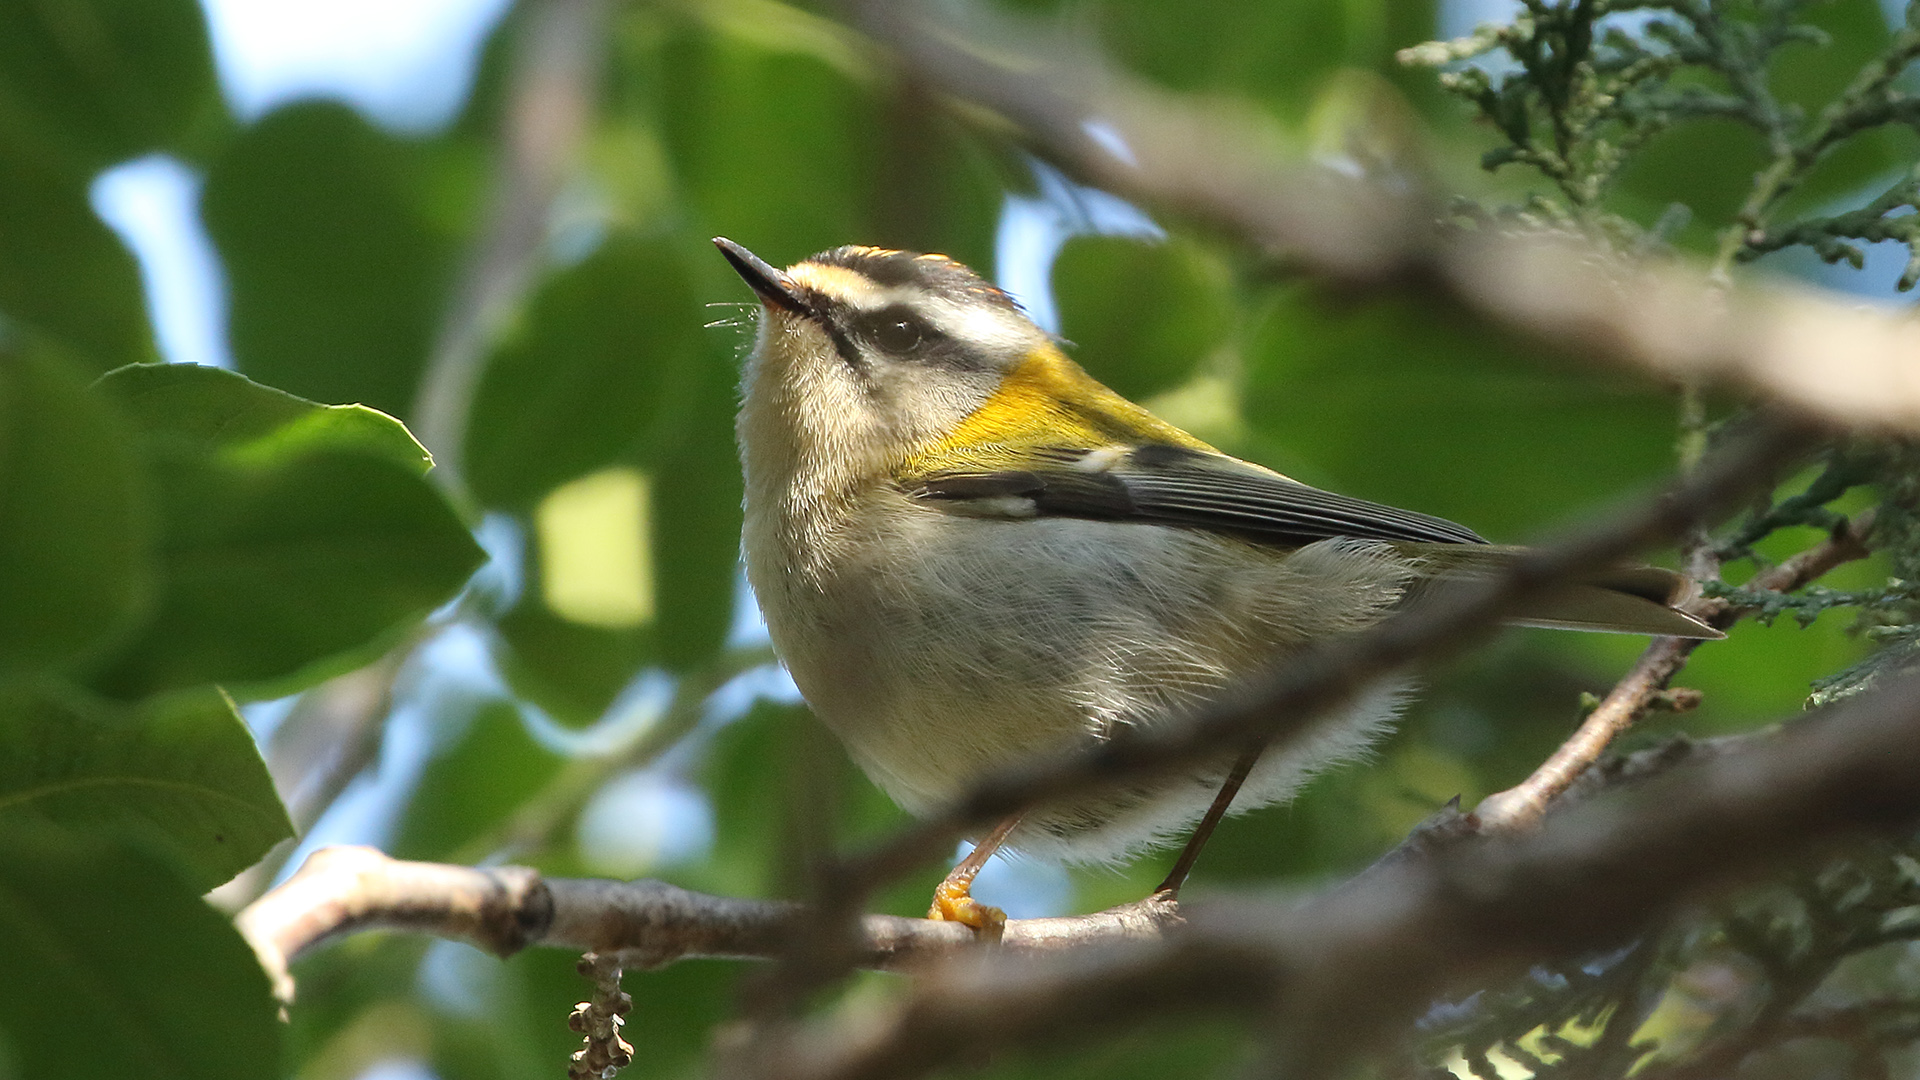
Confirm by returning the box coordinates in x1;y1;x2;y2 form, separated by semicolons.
908;443;1485;547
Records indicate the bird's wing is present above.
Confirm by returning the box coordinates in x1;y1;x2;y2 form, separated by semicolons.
900;441;1723;639
902;441;1487;547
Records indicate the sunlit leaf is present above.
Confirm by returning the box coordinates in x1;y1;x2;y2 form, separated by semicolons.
90;364;482;698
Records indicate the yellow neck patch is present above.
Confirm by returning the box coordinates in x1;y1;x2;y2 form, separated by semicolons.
900;344;1214;477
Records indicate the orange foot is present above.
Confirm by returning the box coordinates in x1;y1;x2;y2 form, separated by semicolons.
927;875;1006;936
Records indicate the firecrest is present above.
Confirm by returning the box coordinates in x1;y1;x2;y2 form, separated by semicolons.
715;237;1717;929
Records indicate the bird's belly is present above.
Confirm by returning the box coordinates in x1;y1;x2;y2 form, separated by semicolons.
750;501;1416;863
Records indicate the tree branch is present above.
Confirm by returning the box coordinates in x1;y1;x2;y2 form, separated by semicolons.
1476;510;1876;831
234;845;1185;1006
856;1;1920;436
768;669;1920;1080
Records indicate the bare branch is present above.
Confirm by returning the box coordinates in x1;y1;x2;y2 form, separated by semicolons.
1477;511;1876;831
233;845;1185;1006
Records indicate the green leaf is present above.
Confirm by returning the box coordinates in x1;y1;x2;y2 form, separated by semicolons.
0;684;291;892
1053;236;1233;401
0;153;151;370
0;0;224;175
651;327;746;672
659;33;882;259
1004;0;1388;116
98;362;433;475
492;600;656;727
0;350;152;678
90;364;484;698
0;823;282;1080
466;235;704;512
0;0;220;369
1240;284;1678;540
201;102;466;418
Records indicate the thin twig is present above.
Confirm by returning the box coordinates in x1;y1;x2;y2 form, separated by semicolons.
1477;511;1876;832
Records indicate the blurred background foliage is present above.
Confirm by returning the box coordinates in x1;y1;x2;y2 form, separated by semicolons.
0;0;1914;1077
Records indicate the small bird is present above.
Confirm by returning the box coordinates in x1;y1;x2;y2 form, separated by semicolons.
715;237;1719;930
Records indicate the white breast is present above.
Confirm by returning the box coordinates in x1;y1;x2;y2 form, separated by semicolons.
745;486;1418;865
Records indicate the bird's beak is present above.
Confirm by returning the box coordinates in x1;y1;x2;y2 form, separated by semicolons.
713;237;811;317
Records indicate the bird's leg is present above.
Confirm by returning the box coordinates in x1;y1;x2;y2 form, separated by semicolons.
1154;745;1261;898
928;813;1023;933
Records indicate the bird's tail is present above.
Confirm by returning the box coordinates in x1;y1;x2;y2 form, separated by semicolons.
1398;544;1724;640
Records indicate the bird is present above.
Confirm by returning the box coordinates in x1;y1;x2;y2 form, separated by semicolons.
714;236;1720;930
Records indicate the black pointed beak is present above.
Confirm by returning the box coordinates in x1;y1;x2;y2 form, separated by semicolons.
713;237;811;317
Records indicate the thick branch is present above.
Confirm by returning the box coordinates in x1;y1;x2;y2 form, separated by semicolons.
775;669;1920;1080
1476;511;1876;831
858;1;1920;435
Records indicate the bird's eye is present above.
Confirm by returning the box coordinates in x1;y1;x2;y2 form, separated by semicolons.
860;306;942;355
872;317;925;353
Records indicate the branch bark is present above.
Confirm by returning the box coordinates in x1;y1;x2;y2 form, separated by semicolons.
1476;511;1876;831
235;845;1185;1006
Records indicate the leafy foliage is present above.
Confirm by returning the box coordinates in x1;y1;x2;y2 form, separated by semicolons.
3;0;1919;1078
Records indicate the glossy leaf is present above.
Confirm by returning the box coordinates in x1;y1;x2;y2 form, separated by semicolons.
0;824;282;1080
201;103;463;418
0;350;151;677
91;364;483;698
0;684;291;892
